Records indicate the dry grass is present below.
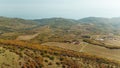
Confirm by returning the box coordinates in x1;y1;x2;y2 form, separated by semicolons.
83;38;120;49
0;39;120;68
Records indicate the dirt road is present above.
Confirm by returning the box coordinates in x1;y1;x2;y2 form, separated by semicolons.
42;42;120;61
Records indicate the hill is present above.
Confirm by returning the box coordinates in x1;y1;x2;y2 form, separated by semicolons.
30;17;120;43
0;16;120;68
0;17;39;40
79;17;120;32
0;39;120;68
0;16;39;32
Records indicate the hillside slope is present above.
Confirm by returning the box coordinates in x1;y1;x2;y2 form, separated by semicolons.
0;39;120;68
0;17;120;68
0;17;39;32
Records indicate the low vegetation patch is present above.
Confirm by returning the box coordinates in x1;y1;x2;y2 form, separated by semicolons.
0;39;120;68
83;39;120;49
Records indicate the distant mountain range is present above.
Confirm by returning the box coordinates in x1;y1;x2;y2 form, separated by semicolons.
0;16;39;32
33;17;120;34
0;16;120;35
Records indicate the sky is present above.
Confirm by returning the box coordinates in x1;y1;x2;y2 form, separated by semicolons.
0;0;120;19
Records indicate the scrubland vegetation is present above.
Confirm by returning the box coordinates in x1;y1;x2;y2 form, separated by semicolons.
83;38;120;49
1;17;120;68
0;39;120;68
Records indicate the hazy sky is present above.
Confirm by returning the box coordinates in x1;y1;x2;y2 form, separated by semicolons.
0;0;120;19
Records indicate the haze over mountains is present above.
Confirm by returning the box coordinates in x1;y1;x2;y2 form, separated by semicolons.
34;17;120;30
34;17;120;34
1;16;120;29
1;16;120;36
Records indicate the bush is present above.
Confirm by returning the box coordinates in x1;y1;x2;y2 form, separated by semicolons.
39;64;43;68
43;50;47;53
59;57;64;61
44;60;48;62
49;56;54;60
56;62;60;65
54;52;59;55
41;52;44;56
48;62;52;65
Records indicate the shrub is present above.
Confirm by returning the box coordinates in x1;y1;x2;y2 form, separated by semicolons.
62;65;65;68
59;57;64;61
43;50;47;53
48;62;52;65
54;52;59;55
41;52;44;56
45;60;48;62
49;56;54;60
56;62;60;65
39;64;43;68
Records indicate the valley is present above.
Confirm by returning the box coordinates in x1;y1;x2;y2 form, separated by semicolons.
0;17;120;68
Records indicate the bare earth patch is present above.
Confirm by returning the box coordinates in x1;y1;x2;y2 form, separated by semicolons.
42;42;84;51
16;33;39;40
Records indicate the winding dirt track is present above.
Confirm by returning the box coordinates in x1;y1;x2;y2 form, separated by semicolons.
42;42;120;61
79;44;87;52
